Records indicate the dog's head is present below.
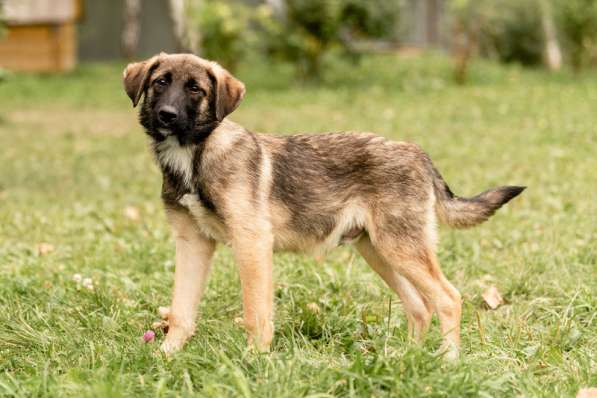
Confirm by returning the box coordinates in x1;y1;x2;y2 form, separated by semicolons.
123;53;245;145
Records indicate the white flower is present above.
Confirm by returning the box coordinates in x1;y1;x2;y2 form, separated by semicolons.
82;277;94;290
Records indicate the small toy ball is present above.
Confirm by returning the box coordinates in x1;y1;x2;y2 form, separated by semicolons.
142;330;155;343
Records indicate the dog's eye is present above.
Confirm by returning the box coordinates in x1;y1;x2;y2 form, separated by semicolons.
188;84;202;94
155;78;168;87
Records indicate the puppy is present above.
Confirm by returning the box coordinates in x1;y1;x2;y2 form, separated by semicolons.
123;53;524;359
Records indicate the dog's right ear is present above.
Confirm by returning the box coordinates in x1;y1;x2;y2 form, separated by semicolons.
123;54;161;107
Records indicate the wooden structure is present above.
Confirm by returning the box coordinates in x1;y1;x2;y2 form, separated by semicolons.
0;0;81;72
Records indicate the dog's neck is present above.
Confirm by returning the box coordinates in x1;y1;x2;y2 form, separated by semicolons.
150;119;246;212
149;119;220;183
153;135;199;191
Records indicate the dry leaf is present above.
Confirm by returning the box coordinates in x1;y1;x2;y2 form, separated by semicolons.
306;302;321;314
482;285;504;309
233;317;244;326
577;388;597;398
124;205;140;221
37;243;55;256
151;320;169;331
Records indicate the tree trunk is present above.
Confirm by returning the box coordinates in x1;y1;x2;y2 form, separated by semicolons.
169;0;200;54
426;0;442;46
266;0;286;22
540;0;562;71
122;0;141;60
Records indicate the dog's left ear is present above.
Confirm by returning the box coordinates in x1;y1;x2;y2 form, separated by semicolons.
123;54;162;107
209;63;246;121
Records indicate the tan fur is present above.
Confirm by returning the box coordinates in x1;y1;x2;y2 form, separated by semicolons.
161;208;216;353
123;53;524;359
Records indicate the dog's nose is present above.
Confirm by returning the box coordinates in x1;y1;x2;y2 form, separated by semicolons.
158;107;178;125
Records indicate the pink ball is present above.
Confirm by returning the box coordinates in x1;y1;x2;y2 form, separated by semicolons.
143;330;155;343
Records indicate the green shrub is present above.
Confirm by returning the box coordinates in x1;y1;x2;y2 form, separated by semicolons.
479;0;544;66
556;0;597;70
340;0;400;39
187;0;255;72
255;0;341;78
255;0;400;79
450;0;597;70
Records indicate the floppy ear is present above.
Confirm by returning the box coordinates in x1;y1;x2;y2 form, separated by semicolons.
210;63;246;121
122;55;161;107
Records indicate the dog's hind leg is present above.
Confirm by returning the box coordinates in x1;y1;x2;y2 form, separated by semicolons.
355;235;432;342
368;230;462;360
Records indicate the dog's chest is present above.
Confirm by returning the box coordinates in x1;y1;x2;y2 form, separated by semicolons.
155;136;195;188
179;194;228;242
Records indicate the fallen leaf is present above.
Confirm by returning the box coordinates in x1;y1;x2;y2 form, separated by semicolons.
306;302;321;314
124;205;140;221
151;320;169;332
577;388;597;398
37;243;55;256
233;317;244;326
482;285;504;309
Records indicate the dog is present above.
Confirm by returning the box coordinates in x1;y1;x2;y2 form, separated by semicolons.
123;53;524;359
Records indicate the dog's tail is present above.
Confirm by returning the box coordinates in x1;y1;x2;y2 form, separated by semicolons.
430;163;525;229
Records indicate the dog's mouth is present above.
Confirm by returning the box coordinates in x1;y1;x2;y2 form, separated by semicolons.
153;118;220;145
155;123;197;146
155;120;185;137
158;127;172;137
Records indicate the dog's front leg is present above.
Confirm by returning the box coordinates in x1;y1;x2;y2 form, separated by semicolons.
161;208;216;355
231;225;274;352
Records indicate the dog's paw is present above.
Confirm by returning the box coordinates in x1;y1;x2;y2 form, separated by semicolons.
160;338;184;356
160;330;189;356
159;324;195;356
437;342;460;362
246;320;274;353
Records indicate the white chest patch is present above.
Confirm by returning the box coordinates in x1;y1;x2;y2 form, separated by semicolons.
155;136;194;187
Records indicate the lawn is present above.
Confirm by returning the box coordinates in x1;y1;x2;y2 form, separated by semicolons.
0;54;595;397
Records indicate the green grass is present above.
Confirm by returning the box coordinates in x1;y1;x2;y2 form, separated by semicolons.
0;54;595;397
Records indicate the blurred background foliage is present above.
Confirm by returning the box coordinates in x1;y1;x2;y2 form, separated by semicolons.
176;0;597;81
254;0;401;77
1;0;596;80
557;0;597;70
0;14;6;82
186;0;256;72
478;0;545;66
185;0;400;76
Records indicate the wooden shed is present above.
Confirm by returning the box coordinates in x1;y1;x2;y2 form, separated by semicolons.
0;0;81;72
